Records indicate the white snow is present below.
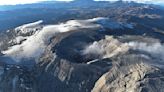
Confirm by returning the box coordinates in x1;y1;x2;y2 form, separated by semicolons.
2;17;134;64
16;20;43;29
2;18;102;63
15;20;43;35
12;36;28;44
87;59;99;64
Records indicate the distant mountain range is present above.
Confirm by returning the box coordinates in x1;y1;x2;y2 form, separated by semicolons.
0;0;163;31
0;2;164;92
1;0;163;11
0;0;164;92
0;0;138;31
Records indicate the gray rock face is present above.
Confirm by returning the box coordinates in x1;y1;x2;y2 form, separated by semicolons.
0;2;164;92
36;29;112;92
92;55;164;92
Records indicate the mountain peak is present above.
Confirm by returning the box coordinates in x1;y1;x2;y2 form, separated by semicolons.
74;0;94;2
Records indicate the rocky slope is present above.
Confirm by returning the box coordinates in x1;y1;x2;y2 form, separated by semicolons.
0;2;164;92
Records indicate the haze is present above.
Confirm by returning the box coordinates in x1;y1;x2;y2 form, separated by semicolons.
0;0;164;5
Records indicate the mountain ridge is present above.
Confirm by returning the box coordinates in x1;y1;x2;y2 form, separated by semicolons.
0;2;164;92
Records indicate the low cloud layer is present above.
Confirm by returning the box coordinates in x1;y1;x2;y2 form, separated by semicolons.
82;35;164;65
128;42;164;61
82;36;129;62
2;17;161;66
2;18;103;63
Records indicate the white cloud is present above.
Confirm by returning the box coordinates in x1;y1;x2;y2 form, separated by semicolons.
2;18;101;63
2;17;130;64
82;36;129;60
2;17;163;66
127;41;164;61
82;41;104;57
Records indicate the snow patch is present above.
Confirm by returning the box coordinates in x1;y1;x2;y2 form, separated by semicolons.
10;36;28;44
2;17;134;64
86;59;99;64
16;20;43;29
2;18;103;63
15;20;43;35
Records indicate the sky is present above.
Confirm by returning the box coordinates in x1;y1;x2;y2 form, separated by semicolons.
0;0;164;5
0;0;72;5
